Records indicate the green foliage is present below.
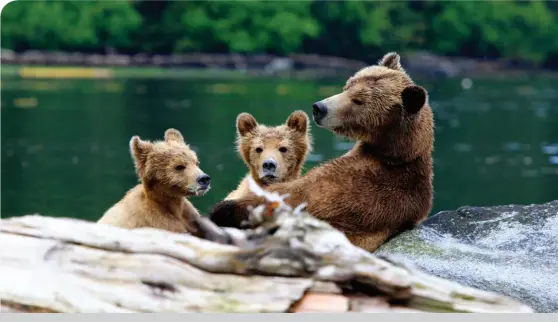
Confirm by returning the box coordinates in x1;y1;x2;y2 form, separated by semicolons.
302;1;426;60
1;0;141;52
430;0;558;64
87;1;143;50
160;0;319;54
1;0;557;66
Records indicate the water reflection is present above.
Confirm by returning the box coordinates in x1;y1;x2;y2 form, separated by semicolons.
1;76;557;221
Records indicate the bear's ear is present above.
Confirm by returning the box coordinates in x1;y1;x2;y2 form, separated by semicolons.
165;128;186;145
286;110;309;134
379;52;402;71
401;85;427;114
236;113;258;136
130;136;153;176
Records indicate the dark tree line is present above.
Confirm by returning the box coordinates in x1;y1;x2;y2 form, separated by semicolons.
2;0;558;67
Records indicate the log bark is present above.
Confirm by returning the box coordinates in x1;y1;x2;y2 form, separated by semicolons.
0;209;533;313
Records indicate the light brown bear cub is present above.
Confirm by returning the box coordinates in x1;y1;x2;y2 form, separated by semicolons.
209;52;434;252
98;129;211;236
225;110;312;202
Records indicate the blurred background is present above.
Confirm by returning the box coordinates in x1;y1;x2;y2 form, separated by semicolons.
1;0;557;222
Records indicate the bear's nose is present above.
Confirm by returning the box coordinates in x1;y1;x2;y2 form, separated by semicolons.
312;101;328;122
197;174;211;188
262;159;277;172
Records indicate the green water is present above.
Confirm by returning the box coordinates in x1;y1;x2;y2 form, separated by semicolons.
2;75;557;221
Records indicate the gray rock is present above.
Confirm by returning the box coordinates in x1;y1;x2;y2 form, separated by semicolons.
401;51;461;78
376;200;558;312
264;58;293;75
1;48;16;63
68;52;86;65
131;53;150;65
85;54;104;66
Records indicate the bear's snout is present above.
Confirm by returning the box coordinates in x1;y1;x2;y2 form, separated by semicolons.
312;101;328;123
196;174;211;189
262;159;277;174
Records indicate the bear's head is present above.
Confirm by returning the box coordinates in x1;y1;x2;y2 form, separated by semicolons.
130;128;211;197
235;110;312;186
311;52;433;162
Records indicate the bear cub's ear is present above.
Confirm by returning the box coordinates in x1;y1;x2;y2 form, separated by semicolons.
401;85;427;114
130;136;153;176
164;128;186;145
379;52;402;71
236;113;258;136
286;110;309;134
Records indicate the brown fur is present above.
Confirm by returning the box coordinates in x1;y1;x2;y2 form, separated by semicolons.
225;110;312;200
209;52;434;252
98;129;211;236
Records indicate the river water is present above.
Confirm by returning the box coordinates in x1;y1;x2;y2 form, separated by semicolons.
2;75;557;221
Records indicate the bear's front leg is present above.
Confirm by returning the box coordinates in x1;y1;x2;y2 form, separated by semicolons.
209;200;245;228
209;195;266;229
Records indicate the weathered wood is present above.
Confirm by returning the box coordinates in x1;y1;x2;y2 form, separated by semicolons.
0;182;534;313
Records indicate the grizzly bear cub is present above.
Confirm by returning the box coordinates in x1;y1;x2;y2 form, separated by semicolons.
97;129;211;236
225;110;312;202
209;52;434;252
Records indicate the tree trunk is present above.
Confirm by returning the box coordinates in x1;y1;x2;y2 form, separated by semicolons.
0;208;533;313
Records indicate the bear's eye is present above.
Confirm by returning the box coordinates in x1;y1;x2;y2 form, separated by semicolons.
279;147;288;153
352;98;363;105
175;165;186;171
255;147;263;153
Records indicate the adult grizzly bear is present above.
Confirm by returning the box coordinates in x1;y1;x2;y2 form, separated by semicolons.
209;52;434;252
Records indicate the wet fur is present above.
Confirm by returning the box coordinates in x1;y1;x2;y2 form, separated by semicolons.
225;110;312;200
98;129;210;236
210;53;434;252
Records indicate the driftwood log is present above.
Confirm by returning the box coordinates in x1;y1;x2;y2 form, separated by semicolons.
0;185;533;313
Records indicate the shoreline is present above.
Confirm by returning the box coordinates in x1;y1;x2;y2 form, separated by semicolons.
2;49;557;80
